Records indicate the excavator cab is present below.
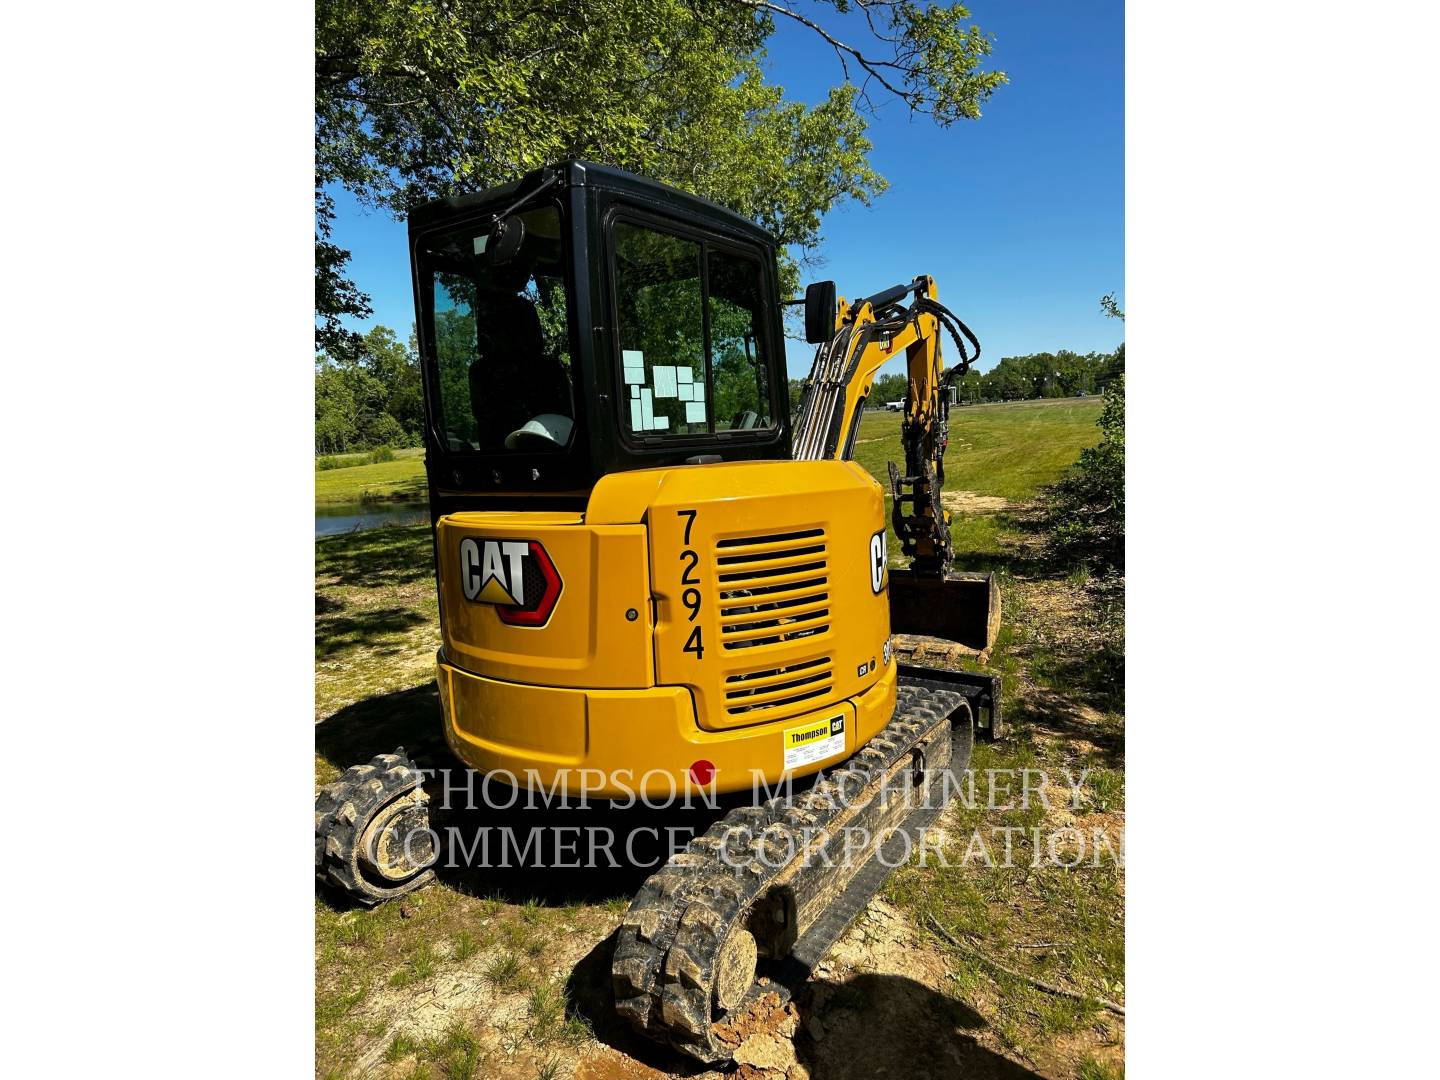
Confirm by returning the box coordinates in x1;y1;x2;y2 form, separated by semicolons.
408;160;790;510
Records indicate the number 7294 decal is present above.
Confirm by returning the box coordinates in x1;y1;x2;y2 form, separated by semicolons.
676;508;703;659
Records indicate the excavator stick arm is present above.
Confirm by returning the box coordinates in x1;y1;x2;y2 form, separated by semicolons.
793;275;999;653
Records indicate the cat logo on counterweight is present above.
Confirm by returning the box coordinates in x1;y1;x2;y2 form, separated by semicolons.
457;538;562;627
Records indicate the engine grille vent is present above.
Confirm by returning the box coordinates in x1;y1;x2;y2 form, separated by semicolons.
724;656;834;718
714;528;830;651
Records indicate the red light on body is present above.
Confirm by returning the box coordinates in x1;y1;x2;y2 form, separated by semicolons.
688;759;715;785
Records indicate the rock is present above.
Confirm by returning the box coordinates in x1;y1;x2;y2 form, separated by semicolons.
775;1007;799;1039
805;1014;827;1042
733;1033;798;1072
788;1065;812;1080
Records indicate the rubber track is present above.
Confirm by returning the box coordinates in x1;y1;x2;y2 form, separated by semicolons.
611;685;964;1062
314;749;435;905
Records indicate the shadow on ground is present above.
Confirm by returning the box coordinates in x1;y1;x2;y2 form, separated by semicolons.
567;929;1046;1080
318;681;752;911
316;523;433;590
316;681;447;772
1008;690;1125;769
315;603;430;657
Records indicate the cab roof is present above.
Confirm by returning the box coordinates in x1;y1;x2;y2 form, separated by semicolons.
405;159;775;248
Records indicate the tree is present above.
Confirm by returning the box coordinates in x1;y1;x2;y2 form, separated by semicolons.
359;325;425;439
870;371;908;404
788;378;806;420
315;366;360;453
316;1;1006;335
315;190;372;365
954;368;983;403
1045;374;1124;568
1044;293;1125;568
315;323;427;451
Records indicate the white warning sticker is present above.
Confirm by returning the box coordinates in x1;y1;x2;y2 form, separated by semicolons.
622;349;646;385
653;365;678;398
782;714;847;771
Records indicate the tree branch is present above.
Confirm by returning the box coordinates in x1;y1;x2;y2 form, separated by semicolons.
925;914;1126;1017
728;0;916;108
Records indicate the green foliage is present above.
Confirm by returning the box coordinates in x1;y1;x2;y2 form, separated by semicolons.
859;349;1121;411
368;445;396;463
953;368;984;402
1044;374;1125;569
315;189;372;363
870;371;909;404
977;349;1120;403
316;324;426;453
315;0;1006;328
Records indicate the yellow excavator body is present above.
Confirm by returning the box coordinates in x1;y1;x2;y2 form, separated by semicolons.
434;458;897;796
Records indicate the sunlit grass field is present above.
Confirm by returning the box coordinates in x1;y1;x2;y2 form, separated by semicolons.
315;447;427;505
849;397;1104;501
850;397;1104;568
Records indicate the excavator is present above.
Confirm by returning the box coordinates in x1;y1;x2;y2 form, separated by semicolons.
315;160;1002;1064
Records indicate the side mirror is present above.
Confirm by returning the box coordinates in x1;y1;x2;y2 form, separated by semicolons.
804;281;837;344
487;214;527;265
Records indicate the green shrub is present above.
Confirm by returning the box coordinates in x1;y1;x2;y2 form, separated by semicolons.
364;412;408;449
1044;374;1124;569
368;445;396;464
316;455;344;471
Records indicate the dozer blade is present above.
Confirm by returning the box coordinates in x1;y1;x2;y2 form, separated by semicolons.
888;568;1001;653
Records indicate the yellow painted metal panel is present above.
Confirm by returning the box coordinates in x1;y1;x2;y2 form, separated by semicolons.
641;459;892;732
436;514;653;689
438;654;896;796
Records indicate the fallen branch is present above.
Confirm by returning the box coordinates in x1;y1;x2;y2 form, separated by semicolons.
925;914;1125;1017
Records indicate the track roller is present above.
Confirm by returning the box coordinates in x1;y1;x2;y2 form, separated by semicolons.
315;749;435;905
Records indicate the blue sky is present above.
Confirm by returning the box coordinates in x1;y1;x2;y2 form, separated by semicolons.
327;1;1123;380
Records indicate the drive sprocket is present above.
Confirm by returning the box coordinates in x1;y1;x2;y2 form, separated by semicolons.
315;749;436;905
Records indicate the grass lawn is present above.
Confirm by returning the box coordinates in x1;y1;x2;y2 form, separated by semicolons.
315;395;1123;1079
850;396;1105;503
851;396;1103;570
315;449;427;506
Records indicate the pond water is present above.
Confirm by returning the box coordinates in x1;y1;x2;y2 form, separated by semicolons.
316;503;428;538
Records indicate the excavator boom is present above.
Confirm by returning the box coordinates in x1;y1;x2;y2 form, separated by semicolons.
793;275;1000;655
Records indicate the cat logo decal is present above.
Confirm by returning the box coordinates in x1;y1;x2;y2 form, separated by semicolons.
458;538;563;627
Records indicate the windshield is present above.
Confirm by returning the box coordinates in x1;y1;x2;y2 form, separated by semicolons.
419;205;574;453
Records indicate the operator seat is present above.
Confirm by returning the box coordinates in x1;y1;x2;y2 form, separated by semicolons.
469;288;572;450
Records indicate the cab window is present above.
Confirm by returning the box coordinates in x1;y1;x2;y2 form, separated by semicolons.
612;219;773;438
421;205;574;453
